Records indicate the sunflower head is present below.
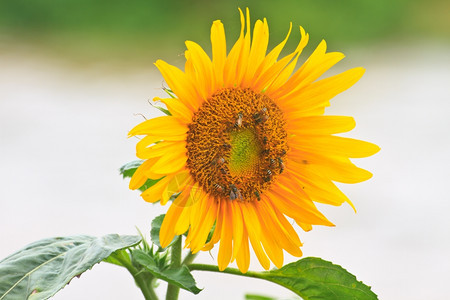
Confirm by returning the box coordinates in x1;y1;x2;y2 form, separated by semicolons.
129;8;379;273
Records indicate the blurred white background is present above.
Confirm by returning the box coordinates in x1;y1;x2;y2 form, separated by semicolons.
1;42;450;300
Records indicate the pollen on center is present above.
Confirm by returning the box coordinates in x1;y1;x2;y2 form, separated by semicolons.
186;87;288;202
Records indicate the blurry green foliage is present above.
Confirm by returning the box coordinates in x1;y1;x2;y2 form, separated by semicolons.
0;0;448;62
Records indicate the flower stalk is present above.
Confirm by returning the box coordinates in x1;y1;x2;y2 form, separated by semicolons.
114;251;159;300
166;236;182;300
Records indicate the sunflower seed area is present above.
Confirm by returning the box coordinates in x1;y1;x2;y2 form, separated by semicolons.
186;88;288;202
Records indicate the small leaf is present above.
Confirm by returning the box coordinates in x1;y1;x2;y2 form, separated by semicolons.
119;160;161;192
150;214;166;248
132;250;201;295
0;234;141;300
119;160;144;178
261;257;377;300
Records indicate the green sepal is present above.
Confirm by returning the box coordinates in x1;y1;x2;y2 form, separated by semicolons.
0;235;141;300
132;249;202;295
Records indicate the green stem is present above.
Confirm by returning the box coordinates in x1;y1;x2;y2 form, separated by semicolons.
166;236;182;300
181;251;198;266
115;252;159;300
188;263;263;280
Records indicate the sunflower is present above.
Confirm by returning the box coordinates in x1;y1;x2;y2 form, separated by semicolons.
129;8;379;273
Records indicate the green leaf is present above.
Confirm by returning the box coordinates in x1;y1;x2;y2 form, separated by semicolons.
150;214;166;248
245;294;278;300
119;160;161;192
261;257;377;300
132;249;201;295
0;234;141;300
119;159;144;178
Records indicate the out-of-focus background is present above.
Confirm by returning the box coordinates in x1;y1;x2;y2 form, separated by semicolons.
1;0;449;299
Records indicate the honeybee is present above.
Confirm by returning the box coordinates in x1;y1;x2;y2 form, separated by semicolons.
229;184;243;200
254;190;261;201
269;158;276;167
234;112;243;128
264;169;273;182
253;107;268;124
213;183;224;193
211;157;225;166
223;143;231;150
277;157;285;174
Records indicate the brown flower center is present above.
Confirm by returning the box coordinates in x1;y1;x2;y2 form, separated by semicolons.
186;88;288;202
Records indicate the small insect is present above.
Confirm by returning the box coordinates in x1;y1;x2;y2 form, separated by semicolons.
264;169;273;182
229;184;243;200
223;143;231;150
213;183;224;193
263;136;268;144
220;167;227;175
280;149;287;156
269;158;276;167
254;190;261;201
253;107;268;124
277;157;285;174
216;157;225;165
234;112;243;128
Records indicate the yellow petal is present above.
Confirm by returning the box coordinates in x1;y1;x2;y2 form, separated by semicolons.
218;200;232;271
255;22;292;75
129;116;187;137
161;171;190;205
137;141;180;159
247;224;270;270
268;186;334;226
258;200;302;257
281;67;365;111
242;18;269;86
155;60;202;110
265;26;309;95
129;158;161;190
289;149;373;183
254;202;284;268
185;40;214;98
252;51;298;92
223;8;245;87
211;20;226;87
160;203;184;248
230;201;244;261
288;116;356;134
155;97;192;124
273;41;345;99
140;175;173;203
149;143;187;174
189;197;217;253
289;135;380;158
286;162;355;210
235;228;250;273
